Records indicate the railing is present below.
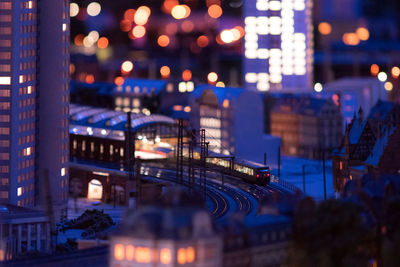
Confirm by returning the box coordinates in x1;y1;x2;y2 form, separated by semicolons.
271;175;301;193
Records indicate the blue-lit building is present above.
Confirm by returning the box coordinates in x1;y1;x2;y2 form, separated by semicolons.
243;0;313;92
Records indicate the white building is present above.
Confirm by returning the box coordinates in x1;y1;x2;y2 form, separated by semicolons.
189;85;281;167
0;0;69;209
243;0;313;92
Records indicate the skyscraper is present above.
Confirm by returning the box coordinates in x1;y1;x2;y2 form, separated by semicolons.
0;0;69;209
243;0;313;92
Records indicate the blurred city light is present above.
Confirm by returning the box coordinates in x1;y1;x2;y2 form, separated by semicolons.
157;35;170;47
88;31;99;42
121;61;134;73
342;33;360;46
97;37;109;49
384;81;393;91
356;27;370;41
370;64;379;76
182;70;192;81
378;72;388;82
160;66;171;78
171;5;190;20
391;66;400;78
208;4;223;19
114;76;124;86
220;30;234;43
314;83;323;92
87;2;101;17
124;9;136;21
197;35;209;48
207;72;218;83
132;26;146;38
134;6;151;25
70;3;79;17
318;22;332;35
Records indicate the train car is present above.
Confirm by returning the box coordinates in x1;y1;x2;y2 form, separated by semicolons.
190;151;271;186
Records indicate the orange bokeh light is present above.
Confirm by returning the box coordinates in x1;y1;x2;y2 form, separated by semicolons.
392;66;400;78
370;64;379;76
181;20;194;32
182;69;192;81
97;37;109;49
74;34;84;46
160;66;171;78
120;19;132;32
234;26;245;37
132;25;146;38
356;27;369;41
197;35;209;47
166;22;178;35
85;74;94;84
157;35;170;47
342;33;359;46
206;0;221;7
114;76;125;86
124;9;136;21
318;22;332;35
162;0;178;14
208;4;223;19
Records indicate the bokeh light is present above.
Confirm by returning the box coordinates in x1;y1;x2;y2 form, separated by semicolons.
216;81;225;87
124;9;136;21
74;34;84;46
182;69;192;81
88;31;99;42
370;64;379;76
134;6;151;25
356;27;370;41
384;82;393;91
114;76;125;86
160;66;171;78
157;35;170;47
181;20;194;33
70;3;79;17
85;74;95;84
314;83;323;92
120;19;132;32
97;37;109;49
207;72;218;83
391;66;400;78
197;35;209;48
318;22;332;35
342;33;360;46
378;72;388;82
132;26;146;38
121;61;134;73
171;5;190;19
87;2;101;17
208;4;223;19
220;30;234;43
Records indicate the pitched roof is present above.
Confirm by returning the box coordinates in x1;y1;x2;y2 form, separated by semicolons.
365;126;396;166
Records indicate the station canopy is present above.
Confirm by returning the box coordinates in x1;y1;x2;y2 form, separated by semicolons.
70;104;177;140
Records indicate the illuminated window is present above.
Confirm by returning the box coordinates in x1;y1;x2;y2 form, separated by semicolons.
177;248;187;264
26;147;31;156
339;162;343;170
160;248;171;264
19;75;25;83
114;244;124;260
0;77;10;85
126;245;134;261
17;187;22;196
62;23;67;32
187;247;195;263
61;168;66;176
135;247;151;263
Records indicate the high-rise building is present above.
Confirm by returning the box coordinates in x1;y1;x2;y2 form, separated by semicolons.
0;0;69;209
243;0;313;92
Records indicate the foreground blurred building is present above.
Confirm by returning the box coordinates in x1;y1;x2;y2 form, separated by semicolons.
243;0;313;92
109;189;223;267
0;0;69;210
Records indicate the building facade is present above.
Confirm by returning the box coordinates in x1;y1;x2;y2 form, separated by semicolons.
270;95;343;159
243;0;313;92
0;0;69;209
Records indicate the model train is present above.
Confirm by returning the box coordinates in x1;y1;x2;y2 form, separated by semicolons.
182;150;271;186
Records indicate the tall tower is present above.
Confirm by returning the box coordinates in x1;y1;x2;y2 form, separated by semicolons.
0;0;69;209
36;0;70;209
243;0;313;92
0;0;38;206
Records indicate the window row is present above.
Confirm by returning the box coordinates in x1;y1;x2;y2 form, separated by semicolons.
0;2;12;10
19;85;34;95
18;170;34;183
19;61;35;71
18;122;34;133
19;109;35;121
18;134;34;145
20;12;36;22
20;36;36;47
20;25;37;34
18;158;34;170
0;140;9;147
18;97;35;108
19;49;36;59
